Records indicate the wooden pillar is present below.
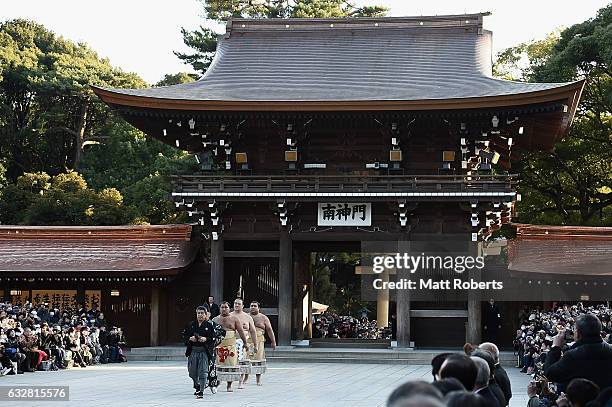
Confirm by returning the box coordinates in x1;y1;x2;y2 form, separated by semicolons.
376;271;390;328
158;286;168;345
396;239;411;347
467;241;482;344
306;251;313;340
278;229;293;346
76;287;86;307
294;248;311;340
307;283;313;339
210;238;224;303
150;285;160;346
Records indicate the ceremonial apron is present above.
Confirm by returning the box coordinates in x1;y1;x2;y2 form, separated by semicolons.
215;331;241;382
248;327;267;375
236;333;252;375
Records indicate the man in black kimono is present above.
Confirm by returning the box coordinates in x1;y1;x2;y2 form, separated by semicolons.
484;299;502;344
183;305;226;398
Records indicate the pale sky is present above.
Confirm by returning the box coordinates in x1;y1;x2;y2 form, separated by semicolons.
2;0;609;84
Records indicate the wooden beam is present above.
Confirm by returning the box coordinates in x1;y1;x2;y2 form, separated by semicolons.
410;309;468;318
224;251;280;258
223;233;280;240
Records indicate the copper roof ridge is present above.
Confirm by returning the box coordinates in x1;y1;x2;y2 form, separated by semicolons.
227;12;491;24
229;11;492;22
511;223;612;239
0;224;189;231
0;224;193;241
226;13;490;34
512;223;612;232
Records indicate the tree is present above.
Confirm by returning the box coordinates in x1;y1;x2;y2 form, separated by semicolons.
176;0;389;74
493;31;561;81
0;19;147;179
79;120;198;224
0;171;137;226
494;5;612;225
155;72;198;87
0;21;205;225
0;160;6;190
122;173;187;225
312;255;337;306
0;172;52;224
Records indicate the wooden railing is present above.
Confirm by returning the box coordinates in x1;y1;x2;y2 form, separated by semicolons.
172;174;517;195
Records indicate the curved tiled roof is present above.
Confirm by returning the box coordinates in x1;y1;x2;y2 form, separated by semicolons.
94;14;581;107
508;224;612;276
0;225;198;273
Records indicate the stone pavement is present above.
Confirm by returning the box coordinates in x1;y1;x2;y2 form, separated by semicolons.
0;361;532;407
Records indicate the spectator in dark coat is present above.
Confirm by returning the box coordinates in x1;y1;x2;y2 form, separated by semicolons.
544;313;612;389
205;296;220;319
439;354;478;392
471;356;501;407
556;378;599;407
445;391;487;407
87;304;100;319
98;326;110;363
431;352;453;381
106;327;122;362
483;299;502;344
93;312;107;328
432;378;465;396
386;380;443;407
480;342;512;406
470;349;506;407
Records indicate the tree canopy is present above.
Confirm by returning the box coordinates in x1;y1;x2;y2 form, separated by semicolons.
78;121;198;225
0;19;147;180
155;72;198;87
175;0;389;74
0;171;136;226
0;19;195;225
494;4;612;226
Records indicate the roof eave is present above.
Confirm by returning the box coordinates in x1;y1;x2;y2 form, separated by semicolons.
91;81;584;113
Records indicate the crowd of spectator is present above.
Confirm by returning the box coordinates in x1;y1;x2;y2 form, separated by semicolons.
513;304;612;377
386;303;612;407
0;301;126;375
312;312;392;340
387;341;513;407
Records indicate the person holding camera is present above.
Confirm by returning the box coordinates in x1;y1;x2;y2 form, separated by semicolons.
64;327;86;368
40;323;64;369
79;327;93;365
544;313;612;389
3;329;26;373
526;377;557;407
0;341;16;375
88;327;103;364
106;327;124;362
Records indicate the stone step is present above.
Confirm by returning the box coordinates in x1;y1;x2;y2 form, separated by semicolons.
125;346;518;365
310;339;390;349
